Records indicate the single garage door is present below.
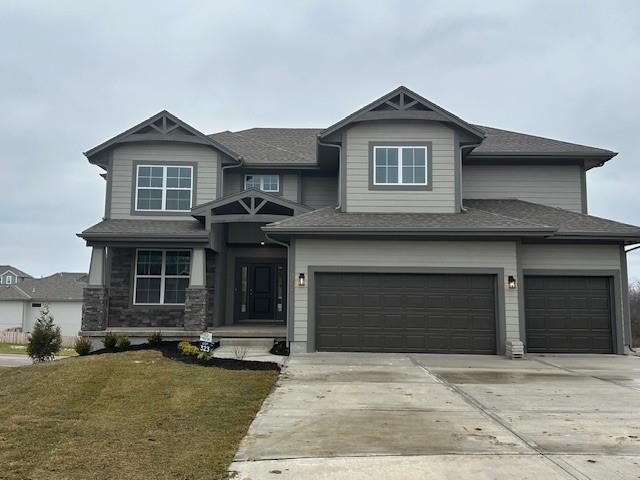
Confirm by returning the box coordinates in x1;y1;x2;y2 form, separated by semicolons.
524;275;613;353
315;272;497;354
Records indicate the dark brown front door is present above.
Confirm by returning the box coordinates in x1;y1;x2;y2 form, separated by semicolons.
236;259;286;322
524;275;613;353
315;272;497;353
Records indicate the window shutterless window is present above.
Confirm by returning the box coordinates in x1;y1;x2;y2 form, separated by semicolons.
244;174;280;192
134;250;191;305
373;146;428;185
135;165;193;212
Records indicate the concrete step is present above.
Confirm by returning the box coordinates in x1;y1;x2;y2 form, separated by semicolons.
219;337;276;348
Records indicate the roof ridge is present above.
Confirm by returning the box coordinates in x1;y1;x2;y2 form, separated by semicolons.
12;284;32;299
231;131;315;160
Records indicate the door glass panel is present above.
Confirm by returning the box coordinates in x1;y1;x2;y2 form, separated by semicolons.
240;265;248;313
277;265;284;313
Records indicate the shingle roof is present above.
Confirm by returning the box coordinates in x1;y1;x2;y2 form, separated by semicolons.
79;219;208;241
470;125;615;157
0;273;87;302
264;200;640;240
210;125;614;166
0;265;32;278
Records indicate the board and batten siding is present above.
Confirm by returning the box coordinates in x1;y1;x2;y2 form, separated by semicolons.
301;175;338;210
463;164;584;213
520;244;620;270
345;121;457;213
109;143;219;219
223;171;299;203
292;239;520;351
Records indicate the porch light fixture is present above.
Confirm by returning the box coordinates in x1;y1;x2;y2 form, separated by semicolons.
508;275;517;289
298;273;306;287
260;241;265;246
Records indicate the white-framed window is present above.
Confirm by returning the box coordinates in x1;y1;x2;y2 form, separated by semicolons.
5;276;11;285
244;174;280;192
373;146;428;185
133;249;191;305
135;165;193;212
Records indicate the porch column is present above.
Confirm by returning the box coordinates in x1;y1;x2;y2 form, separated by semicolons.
82;246;108;332
184;247;208;331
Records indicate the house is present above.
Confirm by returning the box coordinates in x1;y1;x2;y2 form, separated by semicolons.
0;273;87;336
0;265;32;286
78;86;640;356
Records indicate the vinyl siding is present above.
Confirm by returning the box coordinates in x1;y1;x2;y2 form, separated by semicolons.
109;143;219;219
521;244;620;270
293;239;519;347
301;175;338;210
0;301;26;331
463;164;584;213
345;121;456;213
223;171;299;202
23;301;83;336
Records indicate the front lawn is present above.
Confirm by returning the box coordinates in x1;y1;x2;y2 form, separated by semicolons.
0;342;76;356
0;350;278;480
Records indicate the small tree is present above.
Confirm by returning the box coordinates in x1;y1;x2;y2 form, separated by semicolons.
27;305;62;363
630;280;640;348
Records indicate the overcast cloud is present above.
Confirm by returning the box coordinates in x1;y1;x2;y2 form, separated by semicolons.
1;0;639;280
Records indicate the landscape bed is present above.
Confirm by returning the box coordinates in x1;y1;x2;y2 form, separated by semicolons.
0;349;279;480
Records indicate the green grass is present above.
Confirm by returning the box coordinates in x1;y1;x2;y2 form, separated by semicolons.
0;350;278;480
0;343;76;356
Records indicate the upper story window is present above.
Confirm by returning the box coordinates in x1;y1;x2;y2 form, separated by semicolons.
136;165;193;212
245;174;280;193
373;146;428;186
134;249;191;305
5;276;12;285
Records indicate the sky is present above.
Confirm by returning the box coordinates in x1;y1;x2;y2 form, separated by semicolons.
1;0;639;281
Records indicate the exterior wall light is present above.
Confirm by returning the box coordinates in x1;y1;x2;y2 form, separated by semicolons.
298;273;306;287
508;275;517;289
260;241;265;246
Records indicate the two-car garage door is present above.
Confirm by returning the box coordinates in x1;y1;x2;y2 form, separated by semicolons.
315;272;497;354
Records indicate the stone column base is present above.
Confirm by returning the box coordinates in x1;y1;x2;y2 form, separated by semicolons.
81;286;108;331
506;340;524;359
184;287;208;331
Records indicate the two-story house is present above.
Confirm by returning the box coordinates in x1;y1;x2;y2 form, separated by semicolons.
78;86;640;357
0;266;32;285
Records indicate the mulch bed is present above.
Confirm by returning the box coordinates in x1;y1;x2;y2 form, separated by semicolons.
88;341;281;371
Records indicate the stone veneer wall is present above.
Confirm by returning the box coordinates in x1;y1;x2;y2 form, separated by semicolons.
106;247;216;329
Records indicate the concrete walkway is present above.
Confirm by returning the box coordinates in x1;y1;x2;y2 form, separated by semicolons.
0;354;33;367
229;353;640;479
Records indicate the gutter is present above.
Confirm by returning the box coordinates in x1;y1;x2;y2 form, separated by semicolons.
264;233;292;346
317;140;342;210
220;156;244;195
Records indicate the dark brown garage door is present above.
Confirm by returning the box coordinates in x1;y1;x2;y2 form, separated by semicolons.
524;276;613;353
315;273;497;354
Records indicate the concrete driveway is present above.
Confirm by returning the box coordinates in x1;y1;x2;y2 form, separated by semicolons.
0;354;32;367
229;353;640;479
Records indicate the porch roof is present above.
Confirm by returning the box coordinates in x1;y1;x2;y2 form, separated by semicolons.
78;219;209;244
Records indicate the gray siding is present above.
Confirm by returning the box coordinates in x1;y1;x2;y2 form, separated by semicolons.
109;143;219;219
301;175;338;209
520;244;620;270
293;239;520;348
463;164;583;213
345;121;456;213
223;171;299;203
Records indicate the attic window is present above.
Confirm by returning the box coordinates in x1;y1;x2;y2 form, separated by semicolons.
373;146;428;186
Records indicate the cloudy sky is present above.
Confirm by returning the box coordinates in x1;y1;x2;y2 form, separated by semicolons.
1;0;639;280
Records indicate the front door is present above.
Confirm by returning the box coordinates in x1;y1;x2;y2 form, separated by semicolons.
236;259;286;322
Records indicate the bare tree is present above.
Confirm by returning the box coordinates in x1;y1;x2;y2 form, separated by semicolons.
630;280;640;348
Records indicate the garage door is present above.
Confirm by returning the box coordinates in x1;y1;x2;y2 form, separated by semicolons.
524;276;613;353
315;273;497;354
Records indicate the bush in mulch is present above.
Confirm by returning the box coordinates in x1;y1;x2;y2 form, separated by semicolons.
87;341;280;371
270;340;289;356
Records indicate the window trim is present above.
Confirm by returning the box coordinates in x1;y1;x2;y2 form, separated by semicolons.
244;174;281;194
130;161;197;216
368;141;433;191
133;249;191;306
5;276;11;285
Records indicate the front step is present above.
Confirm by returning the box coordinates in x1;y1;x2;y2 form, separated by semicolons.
218;337;277;348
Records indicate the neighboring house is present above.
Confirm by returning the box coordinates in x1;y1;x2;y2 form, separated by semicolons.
0;265;32;286
78;86;640;356
0;273;87;336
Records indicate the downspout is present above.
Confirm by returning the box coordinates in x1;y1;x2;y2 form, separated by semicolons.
264;233;291;346
459;143;482;212
317;140;342;210
220;156;244;196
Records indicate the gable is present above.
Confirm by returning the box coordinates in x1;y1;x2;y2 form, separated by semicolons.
320;86;485;141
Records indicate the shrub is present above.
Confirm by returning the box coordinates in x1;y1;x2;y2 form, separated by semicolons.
116;335;131;350
74;337;93;356
27;305;62;363
178;341;199;357
103;331;119;350
148;330;162;346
